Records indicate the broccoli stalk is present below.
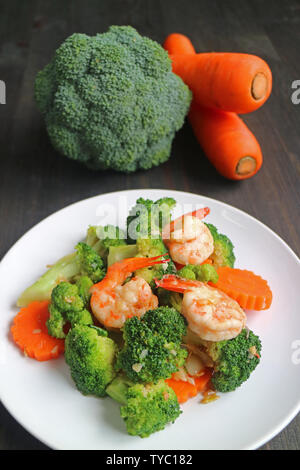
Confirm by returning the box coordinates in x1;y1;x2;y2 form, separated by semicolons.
106;375;181;438
17;240;105;307
65;324;118;397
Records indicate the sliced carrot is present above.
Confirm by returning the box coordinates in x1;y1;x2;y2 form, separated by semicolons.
166;370;212;404
11;301;65;361
210;266;273;310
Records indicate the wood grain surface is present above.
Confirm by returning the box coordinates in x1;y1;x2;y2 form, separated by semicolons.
0;0;299;450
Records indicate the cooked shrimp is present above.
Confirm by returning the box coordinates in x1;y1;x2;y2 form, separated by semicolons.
90;255;167;329
155;275;246;341
162;207;214;265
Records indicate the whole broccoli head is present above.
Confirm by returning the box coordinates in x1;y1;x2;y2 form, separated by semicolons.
205;223;235;269
203;328;262;392
65;324;117;397
107;376;181;438
35;26;192;172
116;307;187;383
47;280;93;339
127;197;176;241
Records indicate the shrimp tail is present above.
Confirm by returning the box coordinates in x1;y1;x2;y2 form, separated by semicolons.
155;274;202;293
123;254;170;272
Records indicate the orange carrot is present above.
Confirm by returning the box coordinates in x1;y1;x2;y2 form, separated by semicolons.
163;33;264;180
166;370;212;404
210;266;273;310
189;103;263;179
169;52;272;114
11;301;65;361
164;33;196;55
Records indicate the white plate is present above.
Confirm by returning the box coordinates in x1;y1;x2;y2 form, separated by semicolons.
0;189;300;450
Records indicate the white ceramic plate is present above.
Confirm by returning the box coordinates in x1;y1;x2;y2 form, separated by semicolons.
0;189;299;450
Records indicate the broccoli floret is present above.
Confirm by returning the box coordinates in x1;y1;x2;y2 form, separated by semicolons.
75;242;105;283
127;197;176;241
202;328;262;392
177;264;219;283
116;310;187;383
65;324;117;397
134;237;176;288
85;225;127;262
107;375;181;438
47;281;93;338
35;26;192;173
142;306;186;344
205;223;235;269
51;281;84;312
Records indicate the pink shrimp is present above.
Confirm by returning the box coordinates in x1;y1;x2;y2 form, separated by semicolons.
162;207;214;266
155;275;246;341
90;255;168;329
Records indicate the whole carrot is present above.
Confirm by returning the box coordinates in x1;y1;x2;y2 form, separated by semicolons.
164;34;272;114
189;103;262;179
164;33;264;179
163;33;196;55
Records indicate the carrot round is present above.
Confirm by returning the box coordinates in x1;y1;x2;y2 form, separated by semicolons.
166;370;212;404
189;103;263;179
210;267;273;310
164;33;196;55
11;301;65;361
170;52;272;114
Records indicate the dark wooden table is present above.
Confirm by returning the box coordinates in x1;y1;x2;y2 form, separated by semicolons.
0;0;299;451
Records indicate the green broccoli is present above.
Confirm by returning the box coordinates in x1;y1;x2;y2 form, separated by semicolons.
201;328;262;393
158;264;218;313
142;306;186;344
85;225;127;261
177;264;219;283
35;26;192;173
47;281;93;338
127;197;176;241
65;324;117;397
17;239;105;307
76;242;105;283
205;223;235;269
116;307;187;383
106;375;181;438
76;276;94;307
134;237;176;288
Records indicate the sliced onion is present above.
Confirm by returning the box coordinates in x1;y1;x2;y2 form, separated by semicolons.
185;353;205;376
